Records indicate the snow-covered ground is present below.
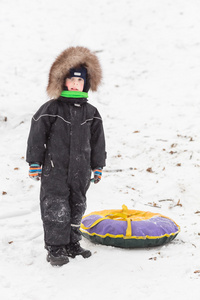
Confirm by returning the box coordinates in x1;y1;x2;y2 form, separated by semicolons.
1;0;200;299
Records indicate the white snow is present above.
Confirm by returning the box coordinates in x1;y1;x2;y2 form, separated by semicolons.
1;0;200;299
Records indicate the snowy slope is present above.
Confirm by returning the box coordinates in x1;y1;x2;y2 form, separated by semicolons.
0;0;200;299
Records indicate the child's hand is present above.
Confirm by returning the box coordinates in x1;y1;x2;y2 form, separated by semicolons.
29;163;42;181
93;168;102;184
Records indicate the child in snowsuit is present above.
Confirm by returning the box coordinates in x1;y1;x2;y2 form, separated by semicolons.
26;46;106;266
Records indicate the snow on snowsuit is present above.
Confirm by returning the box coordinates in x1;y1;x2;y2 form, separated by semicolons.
26;96;106;246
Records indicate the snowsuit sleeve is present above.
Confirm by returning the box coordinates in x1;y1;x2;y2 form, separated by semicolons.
90;109;106;170
26;100;57;165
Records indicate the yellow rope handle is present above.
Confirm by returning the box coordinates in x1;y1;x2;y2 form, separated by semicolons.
81;217;111;230
81;205;132;237
106;211;132;237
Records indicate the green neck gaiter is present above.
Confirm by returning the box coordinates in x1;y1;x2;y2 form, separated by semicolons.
60;90;88;98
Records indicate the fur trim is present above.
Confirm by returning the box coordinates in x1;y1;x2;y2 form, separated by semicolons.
47;46;102;98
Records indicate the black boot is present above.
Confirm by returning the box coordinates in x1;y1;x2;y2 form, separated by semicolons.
46;245;69;266
66;242;92;258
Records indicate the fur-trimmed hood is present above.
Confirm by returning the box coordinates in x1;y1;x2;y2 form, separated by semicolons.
47;46;102;99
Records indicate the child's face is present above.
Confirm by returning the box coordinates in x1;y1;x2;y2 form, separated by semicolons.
65;77;84;92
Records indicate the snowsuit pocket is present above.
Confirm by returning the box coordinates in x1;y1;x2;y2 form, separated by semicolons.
42;153;54;177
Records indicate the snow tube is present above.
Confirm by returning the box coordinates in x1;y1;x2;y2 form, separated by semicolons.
80;205;180;248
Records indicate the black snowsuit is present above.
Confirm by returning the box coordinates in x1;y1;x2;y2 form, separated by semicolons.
26;96;106;246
